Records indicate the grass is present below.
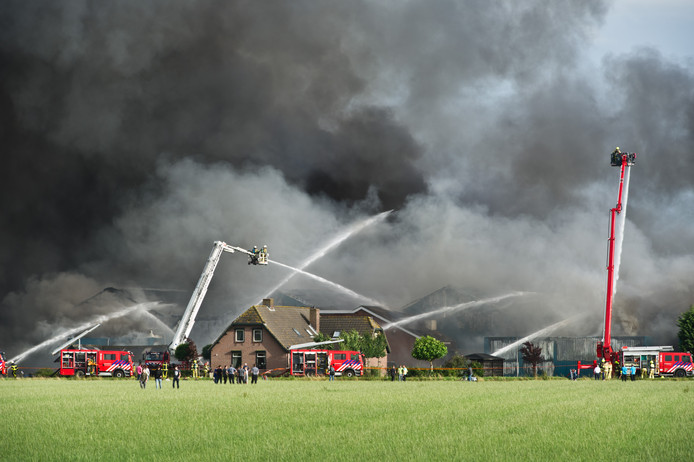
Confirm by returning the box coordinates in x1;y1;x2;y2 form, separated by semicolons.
1;377;692;461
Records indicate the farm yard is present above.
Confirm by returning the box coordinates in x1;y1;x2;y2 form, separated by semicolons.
1;377;692;461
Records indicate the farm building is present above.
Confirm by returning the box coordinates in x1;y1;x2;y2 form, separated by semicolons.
485;336;648;377
464;353;504;377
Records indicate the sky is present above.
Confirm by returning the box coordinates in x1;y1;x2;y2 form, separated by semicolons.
1;0;693;362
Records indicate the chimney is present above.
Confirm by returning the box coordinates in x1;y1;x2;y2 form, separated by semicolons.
310;307;320;333
262;298;275;310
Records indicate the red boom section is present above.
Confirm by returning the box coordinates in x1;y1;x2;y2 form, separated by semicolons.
597;150;635;362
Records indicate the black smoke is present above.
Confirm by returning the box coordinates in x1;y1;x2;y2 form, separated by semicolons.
2;1;693;360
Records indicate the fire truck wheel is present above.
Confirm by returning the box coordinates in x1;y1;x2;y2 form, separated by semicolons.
344;369;355;378
75;370;85;379
113;370;125;378
674;369;686;378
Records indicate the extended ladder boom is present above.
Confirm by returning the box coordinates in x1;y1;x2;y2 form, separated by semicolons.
169;241;236;352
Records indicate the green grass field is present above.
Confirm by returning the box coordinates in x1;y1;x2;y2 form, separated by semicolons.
1;377;692;461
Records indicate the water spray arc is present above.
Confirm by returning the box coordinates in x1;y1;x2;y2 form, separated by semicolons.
382;292;529;330
8;301;163;364
268;259;385;306
260;210;392;301
492;314;584;357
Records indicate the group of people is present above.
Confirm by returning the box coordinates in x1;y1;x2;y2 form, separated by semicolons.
389;365;408;381
584;358;656;381
136;363;181;389
212;363;260;384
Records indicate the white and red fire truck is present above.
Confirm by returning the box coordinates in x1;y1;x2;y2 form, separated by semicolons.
290;349;365;377
620;346;693;378
59;348;134;378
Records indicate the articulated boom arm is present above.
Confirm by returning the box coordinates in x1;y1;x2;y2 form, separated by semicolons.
597;148;636;361
169;241;236;352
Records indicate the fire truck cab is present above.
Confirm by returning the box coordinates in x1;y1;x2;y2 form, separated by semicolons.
60;348;134;378
290;349;364;378
621;346;693;378
144;350;170;370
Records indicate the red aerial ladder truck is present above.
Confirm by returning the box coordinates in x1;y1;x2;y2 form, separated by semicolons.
596;147;636;364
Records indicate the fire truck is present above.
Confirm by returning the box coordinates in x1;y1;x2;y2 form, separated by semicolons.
144;350;170;371
620;346;693;378
59;348;134;378
290;349;365;377
0;351;6;376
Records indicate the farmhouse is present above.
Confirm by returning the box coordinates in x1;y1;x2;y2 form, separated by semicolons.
209;298;387;372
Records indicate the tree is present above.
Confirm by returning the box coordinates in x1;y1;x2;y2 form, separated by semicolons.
312;332;336;350
338;330;362;352
174;338;199;365
202;344;213;361
520;341;543;377
677;305;694;353
411;336;448;373
361;332;388;374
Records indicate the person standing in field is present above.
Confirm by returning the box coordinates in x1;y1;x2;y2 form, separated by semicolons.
140;365;150;389
630;365;636;381
593;364;601;380
136;363;142;382
390;365;396;381
172;365;180;389
621;365;628;382
402;365;408;381
251;364;259;384
154;366;163;389
329;364;335;381
229;365;236;384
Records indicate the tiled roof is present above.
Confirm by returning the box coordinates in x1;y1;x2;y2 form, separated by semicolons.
228;303;316;351
319;314;382;337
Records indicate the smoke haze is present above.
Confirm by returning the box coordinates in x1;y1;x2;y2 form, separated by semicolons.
2;1;693;360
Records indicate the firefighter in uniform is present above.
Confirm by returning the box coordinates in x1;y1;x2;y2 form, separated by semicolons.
162;362;168;379
605;360;612;380
10;362;18;378
649;359;655;379
204;362;210;379
641;362;647;379
192;360;199;379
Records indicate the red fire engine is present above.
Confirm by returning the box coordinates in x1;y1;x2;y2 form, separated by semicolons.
290;349;365;377
620;346;693;378
59;348;134;378
144;350;170;370
0;351;6;376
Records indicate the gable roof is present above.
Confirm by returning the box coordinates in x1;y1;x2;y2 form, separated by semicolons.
213;302;318;351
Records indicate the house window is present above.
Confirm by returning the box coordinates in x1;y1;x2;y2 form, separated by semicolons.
256;351;266;369
235;329;245;342
253;329;262;342
231;351;242;368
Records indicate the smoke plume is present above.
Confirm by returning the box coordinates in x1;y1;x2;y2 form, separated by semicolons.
2;1;693;362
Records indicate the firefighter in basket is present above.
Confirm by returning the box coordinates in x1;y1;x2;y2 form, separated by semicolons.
248;246;259;265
